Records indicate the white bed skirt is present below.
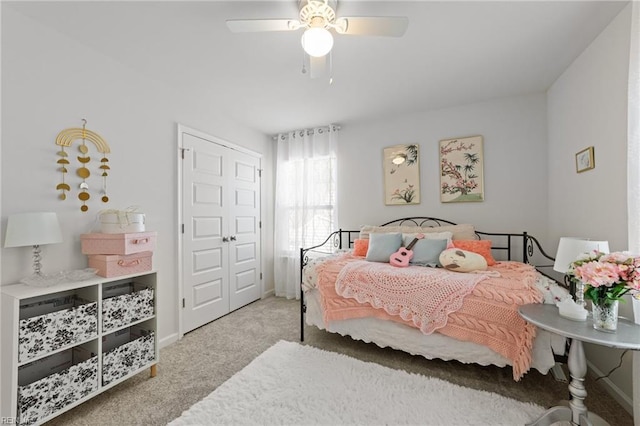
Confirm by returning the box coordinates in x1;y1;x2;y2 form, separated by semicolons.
305;289;565;375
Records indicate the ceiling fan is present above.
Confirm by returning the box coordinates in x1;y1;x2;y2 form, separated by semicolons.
226;0;409;79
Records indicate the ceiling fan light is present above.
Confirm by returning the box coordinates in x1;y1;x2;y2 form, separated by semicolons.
301;27;333;57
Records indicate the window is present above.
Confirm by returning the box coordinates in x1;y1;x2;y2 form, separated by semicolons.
279;155;336;251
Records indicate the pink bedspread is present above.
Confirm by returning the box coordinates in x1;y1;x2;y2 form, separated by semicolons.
315;253;542;380
335;260;488;334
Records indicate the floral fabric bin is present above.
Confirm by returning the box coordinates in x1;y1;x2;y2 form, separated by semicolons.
102;330;155;386
102;286;154;333
18;355;98;425
19;298;98;363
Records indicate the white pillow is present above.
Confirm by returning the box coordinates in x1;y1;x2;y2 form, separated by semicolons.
402;232;453;243
360;224;476;241
439;248;488;272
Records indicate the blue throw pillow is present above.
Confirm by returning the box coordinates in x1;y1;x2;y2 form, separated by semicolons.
366;233;403;262
401;237;448;266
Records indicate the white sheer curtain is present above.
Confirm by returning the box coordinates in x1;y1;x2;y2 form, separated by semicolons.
274;125;338;299
629;2;640;254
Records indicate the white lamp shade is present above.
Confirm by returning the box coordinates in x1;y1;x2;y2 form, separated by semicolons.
301;27;334;57
553;237;610;273
4;212;63;248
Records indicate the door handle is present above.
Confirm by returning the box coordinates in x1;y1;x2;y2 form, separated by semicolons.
222;236;229;242
230;236;237;241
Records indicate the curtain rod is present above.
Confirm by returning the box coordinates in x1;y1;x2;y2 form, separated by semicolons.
272;124;341;141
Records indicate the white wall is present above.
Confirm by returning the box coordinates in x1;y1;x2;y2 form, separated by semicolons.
338;94;550;245
548;4;632;412
0;0;4;409
1;7;275;348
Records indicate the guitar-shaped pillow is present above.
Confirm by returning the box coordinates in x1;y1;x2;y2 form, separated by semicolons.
389;234;424;267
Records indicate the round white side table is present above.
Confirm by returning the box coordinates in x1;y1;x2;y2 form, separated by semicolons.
519;303;640;426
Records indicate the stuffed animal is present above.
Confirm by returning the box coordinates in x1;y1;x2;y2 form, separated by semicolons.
439;248;488;273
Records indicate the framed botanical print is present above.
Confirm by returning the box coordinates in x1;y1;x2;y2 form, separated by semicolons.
383;144;420;205
439;135;484;203
575;146;595;173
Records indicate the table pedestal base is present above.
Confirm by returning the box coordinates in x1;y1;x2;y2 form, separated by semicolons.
527;338;610;426
526;405;609;426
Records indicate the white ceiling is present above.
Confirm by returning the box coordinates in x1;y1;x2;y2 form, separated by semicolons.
7;1;629;135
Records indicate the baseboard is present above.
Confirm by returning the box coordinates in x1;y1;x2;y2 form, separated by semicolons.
262;288;274;298
159;332;179;350
587;359;633;415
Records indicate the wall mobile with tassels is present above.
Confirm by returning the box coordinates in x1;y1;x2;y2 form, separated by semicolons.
55;119;111;212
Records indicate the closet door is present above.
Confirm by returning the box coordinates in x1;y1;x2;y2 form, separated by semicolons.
180;126;262;335
182;133;230;333
228;150;261;312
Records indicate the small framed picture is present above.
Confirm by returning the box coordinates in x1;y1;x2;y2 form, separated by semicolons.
575;146;595;173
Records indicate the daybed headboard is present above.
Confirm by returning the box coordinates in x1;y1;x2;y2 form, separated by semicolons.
300;216;555;268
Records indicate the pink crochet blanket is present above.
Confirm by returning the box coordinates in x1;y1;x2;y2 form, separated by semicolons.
335;260;488;334
315;253;542;380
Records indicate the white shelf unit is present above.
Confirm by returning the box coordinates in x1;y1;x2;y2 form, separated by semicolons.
1;271;158;425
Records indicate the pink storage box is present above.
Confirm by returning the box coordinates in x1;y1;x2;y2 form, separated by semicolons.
88;252;153;278
81;231;157;255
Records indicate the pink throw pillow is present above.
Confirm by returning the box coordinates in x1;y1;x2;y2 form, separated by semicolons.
452;240;497;266
353;239;369;257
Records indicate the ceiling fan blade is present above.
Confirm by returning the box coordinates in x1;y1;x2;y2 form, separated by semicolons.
309;55;328;79
334;17;409;37
226;19;301;33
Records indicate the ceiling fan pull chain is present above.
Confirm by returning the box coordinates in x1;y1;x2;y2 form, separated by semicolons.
328;51;333;85
301;49;307;74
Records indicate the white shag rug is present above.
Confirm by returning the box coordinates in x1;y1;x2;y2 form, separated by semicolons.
169;340;545;426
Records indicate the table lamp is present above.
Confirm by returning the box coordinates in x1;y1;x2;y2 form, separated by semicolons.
554;237;609;309
4;212;63;283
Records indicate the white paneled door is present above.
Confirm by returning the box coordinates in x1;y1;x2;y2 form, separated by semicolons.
180;128;261;334
226;148;262;312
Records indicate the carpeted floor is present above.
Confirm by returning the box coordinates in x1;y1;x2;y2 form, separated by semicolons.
46;296;633;426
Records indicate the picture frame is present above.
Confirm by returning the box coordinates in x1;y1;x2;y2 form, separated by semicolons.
575;146;595;173
439;135;484;203
383;144;420;205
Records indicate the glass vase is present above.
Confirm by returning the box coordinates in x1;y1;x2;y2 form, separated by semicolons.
591;299;619;332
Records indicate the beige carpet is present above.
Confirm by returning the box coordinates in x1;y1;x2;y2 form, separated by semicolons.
46;296;633;426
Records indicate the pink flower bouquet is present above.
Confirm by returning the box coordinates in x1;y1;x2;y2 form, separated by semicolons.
569;251;640;304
